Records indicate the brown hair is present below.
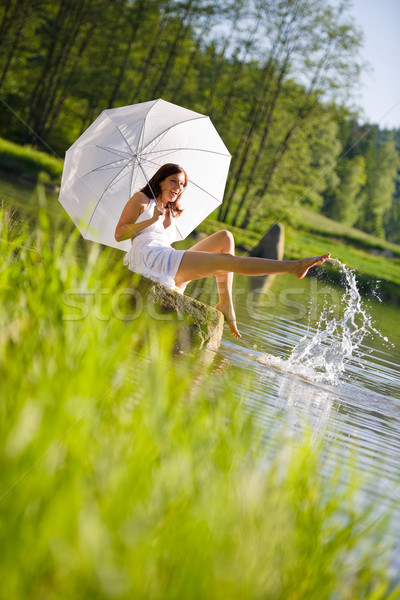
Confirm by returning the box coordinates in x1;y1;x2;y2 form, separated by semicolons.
140;163;187;216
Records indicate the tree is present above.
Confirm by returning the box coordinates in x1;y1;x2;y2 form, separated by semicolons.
383;129;400;242
216;0;363;228
0;0;375;234
323;155;366;225
356;133;399;237
0;0;48;93
27;0;119;145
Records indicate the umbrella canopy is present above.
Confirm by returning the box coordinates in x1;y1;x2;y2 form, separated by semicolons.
58;99;231;252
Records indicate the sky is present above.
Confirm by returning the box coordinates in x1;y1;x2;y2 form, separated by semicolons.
347;0;400;129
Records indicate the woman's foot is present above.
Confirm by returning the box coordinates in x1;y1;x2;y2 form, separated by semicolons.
293;254;331;279
215;301;241;338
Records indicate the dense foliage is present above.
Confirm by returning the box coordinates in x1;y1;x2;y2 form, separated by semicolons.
0;0;399;239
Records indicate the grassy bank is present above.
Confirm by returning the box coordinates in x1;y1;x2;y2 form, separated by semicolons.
0;137;63;186
297;207;400;258
0;206;399;598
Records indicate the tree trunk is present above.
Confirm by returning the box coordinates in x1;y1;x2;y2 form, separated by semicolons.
150;1;195;99
0;0;34;92
107;0;147;108
43;19;98;139
231;57;289;227
25;0;92;144
0;0;18;51
0;11;26;91
169;12;213;103
240;116;303;229
205;0;246;112
219;7;296;222
130;4;169;102
218;55;277;221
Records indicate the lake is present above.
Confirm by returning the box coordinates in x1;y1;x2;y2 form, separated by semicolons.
2;174;400;574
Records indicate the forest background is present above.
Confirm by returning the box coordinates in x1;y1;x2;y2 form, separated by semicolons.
0;0;399;242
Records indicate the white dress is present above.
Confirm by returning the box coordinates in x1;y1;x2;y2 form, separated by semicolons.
123;197;186;289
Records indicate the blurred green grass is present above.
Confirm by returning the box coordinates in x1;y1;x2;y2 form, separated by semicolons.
0;192;399;599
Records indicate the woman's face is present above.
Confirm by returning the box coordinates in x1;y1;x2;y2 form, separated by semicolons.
159;172;186;203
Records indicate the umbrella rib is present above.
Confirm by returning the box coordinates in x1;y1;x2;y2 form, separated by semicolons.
187;179;223;204
91;157;133;172
140;115;211;154
67;156;134;192
84;165;133;237
137;161;158;200
138;98;160;155
144;146;231;158
128;156;136;199
97;144;133;158
105;112;135;155
137;99;159;156
72;143;133;157
84;145;135;175
125;154;225;203
67;146;133;176
140;127;170;157
138;114;147;156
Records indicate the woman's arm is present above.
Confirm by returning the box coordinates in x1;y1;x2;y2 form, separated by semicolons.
114;192;162;242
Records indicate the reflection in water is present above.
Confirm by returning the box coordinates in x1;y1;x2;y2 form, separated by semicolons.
274;375;337;437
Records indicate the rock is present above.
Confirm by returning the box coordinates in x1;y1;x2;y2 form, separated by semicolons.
132;275;224;351
248;222;285;291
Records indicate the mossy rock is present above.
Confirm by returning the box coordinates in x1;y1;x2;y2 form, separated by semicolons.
132;275;224;350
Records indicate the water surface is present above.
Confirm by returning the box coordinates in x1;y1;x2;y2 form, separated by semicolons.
204;262;400;574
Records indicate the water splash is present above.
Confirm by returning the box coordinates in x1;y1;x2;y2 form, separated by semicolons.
258;259;389;385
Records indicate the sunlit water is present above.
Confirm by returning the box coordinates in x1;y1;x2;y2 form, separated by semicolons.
217;282;400;453
3;175;400;572
207;261;400;574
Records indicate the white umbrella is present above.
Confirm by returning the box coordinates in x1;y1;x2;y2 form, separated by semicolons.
58;98;231;252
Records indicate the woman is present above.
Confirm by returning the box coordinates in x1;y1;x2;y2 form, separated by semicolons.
115;163;330;338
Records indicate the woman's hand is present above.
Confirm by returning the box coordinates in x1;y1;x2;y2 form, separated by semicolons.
152;202;165;222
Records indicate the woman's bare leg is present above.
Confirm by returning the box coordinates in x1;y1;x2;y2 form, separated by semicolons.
177;231;240;337
174;233;330;339
175;250;330;282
